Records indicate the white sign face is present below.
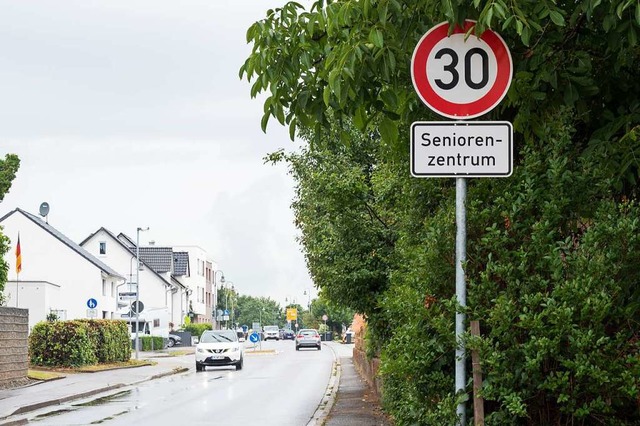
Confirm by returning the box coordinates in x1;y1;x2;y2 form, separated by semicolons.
412;21;513;119
118;291;137;301
411;121;513;177
87;308;98;318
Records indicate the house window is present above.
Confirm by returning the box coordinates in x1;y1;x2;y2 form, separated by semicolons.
99;242;106;255
153;319;160;327
102;311;108;319
110;281;115;297
102;279;107;296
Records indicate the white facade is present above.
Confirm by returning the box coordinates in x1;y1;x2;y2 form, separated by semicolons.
1;209;124;331
80;228;188;328
172;245;214;324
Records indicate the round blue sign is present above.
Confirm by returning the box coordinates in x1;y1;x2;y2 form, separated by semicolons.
87;298;98;309
249;332;260;343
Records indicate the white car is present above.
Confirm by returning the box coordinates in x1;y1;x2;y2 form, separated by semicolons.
263;325;280;340
195;330;244;371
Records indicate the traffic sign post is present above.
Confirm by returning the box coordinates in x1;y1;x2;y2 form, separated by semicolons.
411;20;512;119
410;21;513;425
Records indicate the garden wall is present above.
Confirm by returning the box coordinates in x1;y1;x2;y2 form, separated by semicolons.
0;307;28;386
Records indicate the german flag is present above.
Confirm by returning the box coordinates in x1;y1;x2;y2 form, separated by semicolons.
15;233;21;274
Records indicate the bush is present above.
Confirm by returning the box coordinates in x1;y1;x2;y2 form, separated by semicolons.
29;319;130;367
138;335;165;351
181;323;212;339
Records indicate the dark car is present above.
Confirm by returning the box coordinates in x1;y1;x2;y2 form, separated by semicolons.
282;329;295;340
167;333;182;347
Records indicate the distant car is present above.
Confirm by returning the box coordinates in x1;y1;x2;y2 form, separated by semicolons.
236;330;246;342
295;329;321;351
282;329;295;340
195;330;244;371
167;334;182;347
263;325;280;340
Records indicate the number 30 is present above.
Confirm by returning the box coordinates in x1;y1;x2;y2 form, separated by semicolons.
434;48;489;90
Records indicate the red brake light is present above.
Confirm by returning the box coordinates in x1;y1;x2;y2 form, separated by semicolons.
297;334;303;339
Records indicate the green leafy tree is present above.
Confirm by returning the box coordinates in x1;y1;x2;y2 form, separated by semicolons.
0;154;21;305
234;295;282;329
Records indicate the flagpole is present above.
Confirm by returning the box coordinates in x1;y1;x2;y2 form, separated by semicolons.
15;232;21;308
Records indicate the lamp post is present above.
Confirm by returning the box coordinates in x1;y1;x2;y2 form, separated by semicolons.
224;281;234;329
303;289;312;310
135;226;149;360
213;270;224;329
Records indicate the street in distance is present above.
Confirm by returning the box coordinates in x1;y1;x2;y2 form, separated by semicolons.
411;121;513;178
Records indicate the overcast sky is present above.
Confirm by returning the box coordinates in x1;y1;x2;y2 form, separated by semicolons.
0;0;316;307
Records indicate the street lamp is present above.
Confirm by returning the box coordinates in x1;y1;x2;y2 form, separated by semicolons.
303;289;312;310
135;226;149;360
224;281;234;329
213;270;224;329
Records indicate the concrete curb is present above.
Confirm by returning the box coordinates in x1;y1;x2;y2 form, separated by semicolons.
306;343;342;426
1;366;189;422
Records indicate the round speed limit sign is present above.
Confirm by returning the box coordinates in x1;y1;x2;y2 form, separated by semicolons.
411;21;512;119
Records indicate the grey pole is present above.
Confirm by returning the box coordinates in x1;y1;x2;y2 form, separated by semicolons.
135;227;148;361
135;229;140;360
455;178;467;424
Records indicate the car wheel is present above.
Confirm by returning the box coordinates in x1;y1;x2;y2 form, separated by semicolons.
196;363;204;372
235;357;243;371
318;344;321;350
167;338;175;348
296;345;300;351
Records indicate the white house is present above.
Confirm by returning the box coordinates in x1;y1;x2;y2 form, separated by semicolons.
80;228;189;329
172;245;215;324
0;208;125;331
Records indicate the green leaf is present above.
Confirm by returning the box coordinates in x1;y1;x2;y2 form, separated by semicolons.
323;85;331;107
288;117;297;140
380;89;398;110
521;26;531;46
260;112;270;133
549;10;565;26
379;115;397;144
369;28;384;48
354;105;367;131
636;3;640;25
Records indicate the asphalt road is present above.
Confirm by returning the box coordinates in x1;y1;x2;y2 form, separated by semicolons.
19;339;334;425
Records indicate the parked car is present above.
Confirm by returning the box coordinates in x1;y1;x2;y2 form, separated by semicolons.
282;329;295;340
295;329;321;351
263;325;280;340
167;333;182;347
195;330;244;371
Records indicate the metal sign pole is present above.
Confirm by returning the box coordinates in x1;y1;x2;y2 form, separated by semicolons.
455;177;467;424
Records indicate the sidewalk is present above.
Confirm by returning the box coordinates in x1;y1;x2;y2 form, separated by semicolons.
0;343;391;425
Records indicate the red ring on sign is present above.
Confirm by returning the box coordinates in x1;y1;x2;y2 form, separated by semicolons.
411;21;513;119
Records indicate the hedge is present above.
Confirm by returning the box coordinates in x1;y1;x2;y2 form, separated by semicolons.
29;319;130;367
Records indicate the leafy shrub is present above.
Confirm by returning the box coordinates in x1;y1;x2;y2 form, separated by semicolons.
139;335;165;351
30;320;97;367
29;319;130;367
181;323;212;339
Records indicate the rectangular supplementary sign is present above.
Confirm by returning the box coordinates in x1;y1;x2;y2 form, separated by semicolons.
411;121;513;178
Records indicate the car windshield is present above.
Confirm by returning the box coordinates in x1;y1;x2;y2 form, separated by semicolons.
200;330;237;343
264;326;278;332
300;330;317;336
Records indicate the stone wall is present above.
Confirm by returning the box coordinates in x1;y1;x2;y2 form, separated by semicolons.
0;307;29;386
350;313;384;398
